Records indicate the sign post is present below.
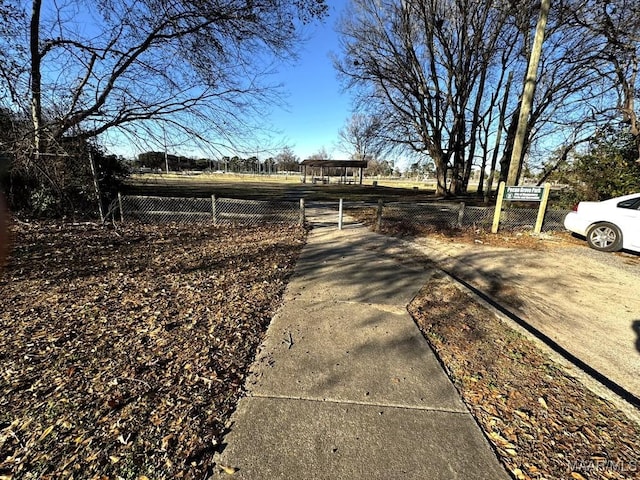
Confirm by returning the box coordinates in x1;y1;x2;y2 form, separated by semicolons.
533;184;551;234
492;182;551;234
491;183;506;234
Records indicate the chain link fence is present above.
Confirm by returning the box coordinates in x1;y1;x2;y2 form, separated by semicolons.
380;202;488;229
345;201;570;233
497;206;569;231
119;194;302;225
119;195;570;232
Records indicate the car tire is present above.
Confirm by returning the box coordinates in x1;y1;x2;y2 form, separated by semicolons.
586;222;623;252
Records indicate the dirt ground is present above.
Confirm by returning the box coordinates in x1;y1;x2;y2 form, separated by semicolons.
406;228;640;404
396;228;640;480
409;276;640;480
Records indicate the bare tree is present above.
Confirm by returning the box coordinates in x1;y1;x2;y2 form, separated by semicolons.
336;0;640;195
336;0;514;195
0;0;327;207
337;113;386;161
483;71;513;201
494;0;640;184
275;146;300;172
307;147;331;160
567;0;640;160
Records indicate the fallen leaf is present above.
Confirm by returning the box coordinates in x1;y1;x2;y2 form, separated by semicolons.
526;464;539;474
511;467;525;479
38;424;55;442
488;431;517;449
161;433;174;451
219;464;238;475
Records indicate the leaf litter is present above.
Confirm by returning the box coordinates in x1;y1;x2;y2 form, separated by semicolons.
409;274;640;480
0;221;306;479
4;217;640;479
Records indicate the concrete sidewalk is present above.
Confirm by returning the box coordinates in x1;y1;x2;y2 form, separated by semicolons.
212;209;509;479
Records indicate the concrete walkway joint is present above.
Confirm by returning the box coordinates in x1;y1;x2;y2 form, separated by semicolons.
213;208;510;479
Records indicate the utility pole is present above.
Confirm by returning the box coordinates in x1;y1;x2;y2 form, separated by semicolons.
506;0;551;186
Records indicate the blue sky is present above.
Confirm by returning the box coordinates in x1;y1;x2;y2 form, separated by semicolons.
104;1;355;161
268;0;353;160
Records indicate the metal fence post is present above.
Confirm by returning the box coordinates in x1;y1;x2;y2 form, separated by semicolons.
338;198;343;230
376;199;384;231
118;192;124;223
299;198;305;226
211;194;218;225
457;202;465;227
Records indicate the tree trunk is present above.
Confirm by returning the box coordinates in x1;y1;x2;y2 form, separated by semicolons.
29;0;43;158
432;151;447;196
450;112;466;195
500;105;519;183
619;54;640;161
89;151;105;222
465;67;488;192
477;149;487;196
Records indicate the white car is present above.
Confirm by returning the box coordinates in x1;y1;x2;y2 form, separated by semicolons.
564;193;640;252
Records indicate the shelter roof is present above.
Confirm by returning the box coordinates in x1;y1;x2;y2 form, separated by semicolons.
300;159;367;168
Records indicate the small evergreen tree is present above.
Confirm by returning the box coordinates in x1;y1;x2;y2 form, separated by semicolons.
573;127;640;200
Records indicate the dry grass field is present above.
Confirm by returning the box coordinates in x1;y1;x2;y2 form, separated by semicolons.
122;173;444;203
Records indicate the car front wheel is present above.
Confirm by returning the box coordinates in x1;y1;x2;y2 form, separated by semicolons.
586;222;623;252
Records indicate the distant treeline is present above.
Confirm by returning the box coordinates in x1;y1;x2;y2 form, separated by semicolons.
134;152;299;173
